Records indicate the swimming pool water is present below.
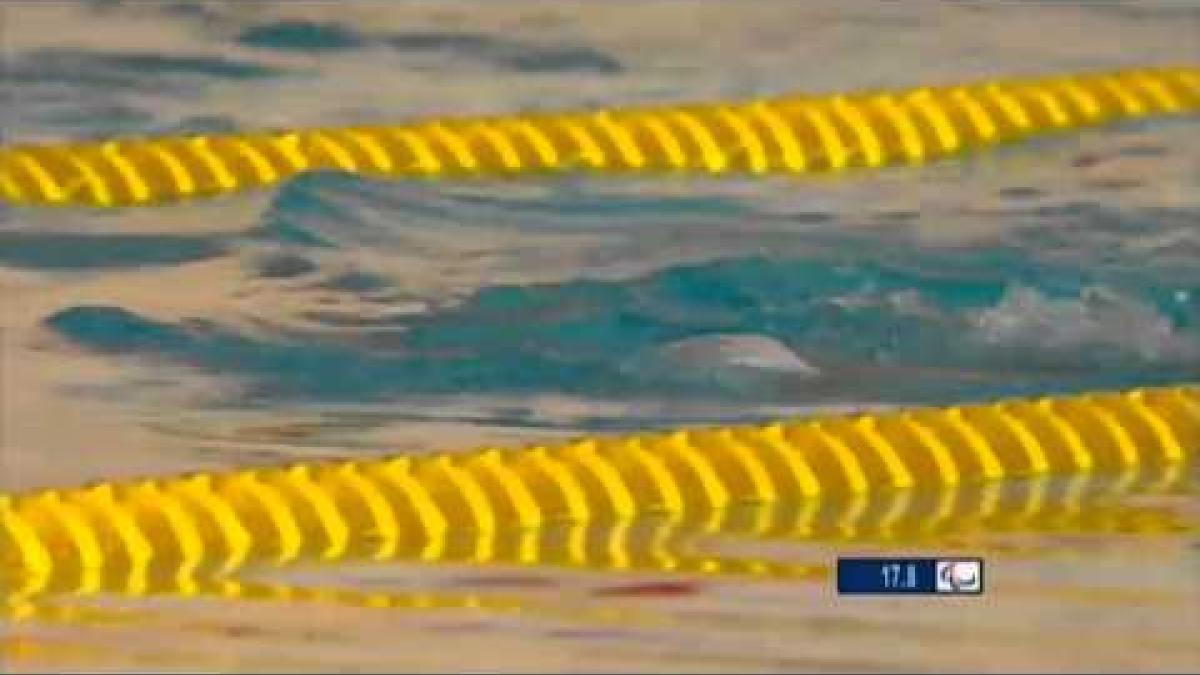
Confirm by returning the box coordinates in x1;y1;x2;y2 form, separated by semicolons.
1;1;1197;672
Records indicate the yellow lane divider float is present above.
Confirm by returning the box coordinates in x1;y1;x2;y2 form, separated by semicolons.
5;459;1190;606
2;386;1196;603
0;65;1197;208
4;463;1187;623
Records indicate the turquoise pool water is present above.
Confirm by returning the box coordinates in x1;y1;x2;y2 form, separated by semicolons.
1;1;1198;671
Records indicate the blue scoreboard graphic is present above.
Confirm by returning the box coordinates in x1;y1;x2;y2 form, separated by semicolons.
837;557;984;595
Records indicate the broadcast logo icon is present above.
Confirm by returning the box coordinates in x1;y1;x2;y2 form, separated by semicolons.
936;559;983;594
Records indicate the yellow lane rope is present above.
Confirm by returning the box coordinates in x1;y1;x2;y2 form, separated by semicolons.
0;65;1196;208
2;385;1196;604
3;460;1185;619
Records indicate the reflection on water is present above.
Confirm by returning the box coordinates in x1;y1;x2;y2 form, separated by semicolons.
5;466;1197;671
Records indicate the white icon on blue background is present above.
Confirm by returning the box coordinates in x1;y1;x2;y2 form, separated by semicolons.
936;559;983;594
